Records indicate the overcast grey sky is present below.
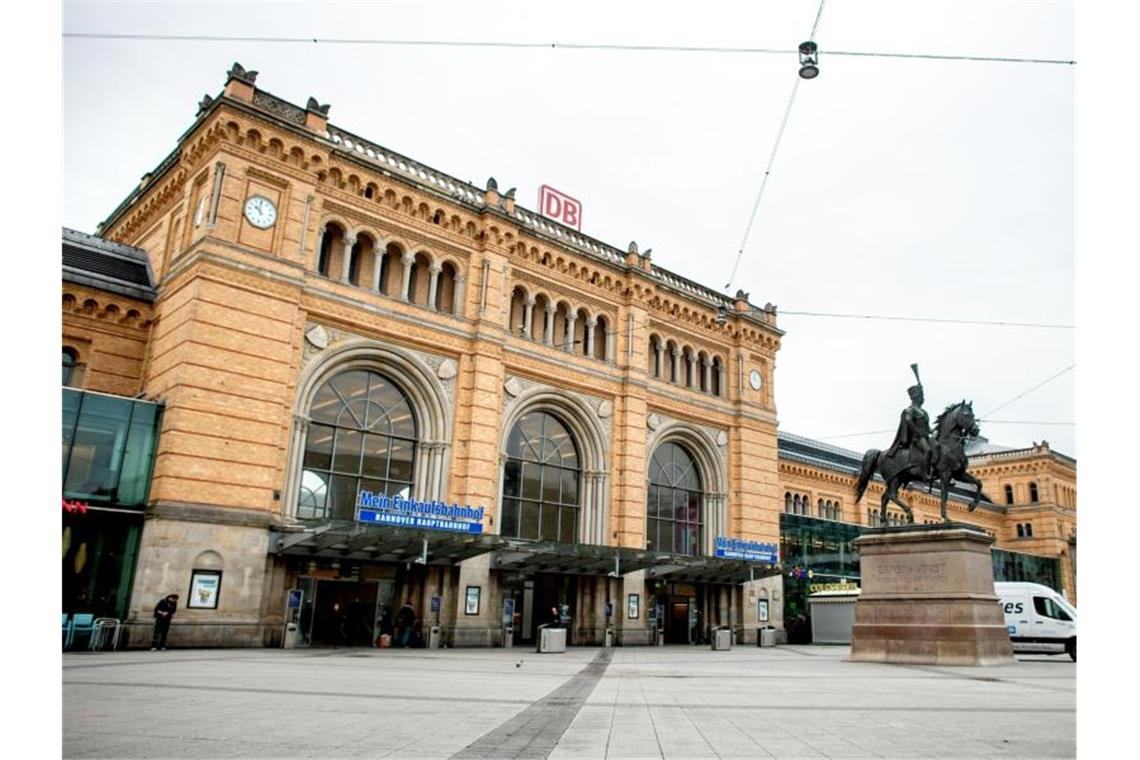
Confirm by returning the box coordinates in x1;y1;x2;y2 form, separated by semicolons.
62;0;1076;456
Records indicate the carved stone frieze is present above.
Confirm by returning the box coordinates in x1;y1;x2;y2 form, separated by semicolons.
301;322;456;407
501;375;612;442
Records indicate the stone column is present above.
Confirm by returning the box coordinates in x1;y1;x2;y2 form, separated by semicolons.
314;228;325;273
453;275;466;317
564;313;578;351
702;357;712;393
371;250;384;291
585;318;597;358
605;327;616;363
400;251;416;301
716;363;725;397
428;264;442;310
687;353;697;388
654;341;665;378
341;236;356;283
523;296;535;339
544;306;555;346
670;347;681;383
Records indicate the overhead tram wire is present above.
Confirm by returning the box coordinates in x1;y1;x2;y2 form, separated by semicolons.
61;33;1076;66
724;0;827;292
816;364;1076;441
776;311;1074;329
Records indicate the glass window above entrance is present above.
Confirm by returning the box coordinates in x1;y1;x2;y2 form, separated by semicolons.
501;411;581;542
299;370;418;521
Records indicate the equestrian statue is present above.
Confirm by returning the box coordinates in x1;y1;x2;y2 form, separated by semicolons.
854;364;993;523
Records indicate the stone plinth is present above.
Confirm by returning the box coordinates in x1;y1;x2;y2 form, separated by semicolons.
850;525;1013;666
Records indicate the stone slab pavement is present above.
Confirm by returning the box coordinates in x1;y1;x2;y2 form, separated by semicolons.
63;644;1074;759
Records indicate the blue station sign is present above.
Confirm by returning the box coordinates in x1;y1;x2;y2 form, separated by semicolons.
714;536;779;563
356;491;486;534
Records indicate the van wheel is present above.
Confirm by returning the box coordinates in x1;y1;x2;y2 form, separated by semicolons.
1066;637;1076;662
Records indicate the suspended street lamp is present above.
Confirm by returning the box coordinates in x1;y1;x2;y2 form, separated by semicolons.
798;41;820;79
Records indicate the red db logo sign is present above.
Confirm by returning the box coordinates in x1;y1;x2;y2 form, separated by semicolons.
538;185;582;231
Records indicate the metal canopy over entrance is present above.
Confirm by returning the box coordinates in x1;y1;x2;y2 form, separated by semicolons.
272;523;781;585
272;522;508;565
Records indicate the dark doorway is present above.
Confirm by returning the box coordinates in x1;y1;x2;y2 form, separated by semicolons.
310;580;378;646
504;573;578;645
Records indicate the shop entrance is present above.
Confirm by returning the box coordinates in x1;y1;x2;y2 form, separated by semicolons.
309;579;381;646
662;586;704;644
504;573;578;645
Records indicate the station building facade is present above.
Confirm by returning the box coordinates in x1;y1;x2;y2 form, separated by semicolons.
66;63;1075;648
83;64;785;649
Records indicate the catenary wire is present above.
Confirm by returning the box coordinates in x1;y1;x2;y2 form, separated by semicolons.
724;0;824;291
776;310;1074;329
724;76;801;290
817;365;1076;441
60;32;1076;65
980;364;1075;419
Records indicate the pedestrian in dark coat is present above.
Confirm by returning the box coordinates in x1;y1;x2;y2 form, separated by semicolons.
152;594;179;650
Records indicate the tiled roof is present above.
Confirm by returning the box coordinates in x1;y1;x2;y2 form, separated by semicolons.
62;227;156;302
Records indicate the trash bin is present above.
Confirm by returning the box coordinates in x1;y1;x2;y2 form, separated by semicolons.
759;627;777;648
604;627;614;648
503;625;514;648
282;622;299;650
536;624;567;653
428;625;442;649
712;627;732;651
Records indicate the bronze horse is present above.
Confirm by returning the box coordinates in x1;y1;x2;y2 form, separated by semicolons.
855;400;992;523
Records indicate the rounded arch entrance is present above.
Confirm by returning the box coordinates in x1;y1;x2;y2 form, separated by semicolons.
498;389;609;545
283;339;453;522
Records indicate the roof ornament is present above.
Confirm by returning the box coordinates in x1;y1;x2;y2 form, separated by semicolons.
504;187;516;199
226;62;258;85
485;177;498;191
627;241;638;255
305;97;331;116
196;94;214;117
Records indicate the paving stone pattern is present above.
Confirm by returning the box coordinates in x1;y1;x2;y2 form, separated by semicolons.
63;645;1074;759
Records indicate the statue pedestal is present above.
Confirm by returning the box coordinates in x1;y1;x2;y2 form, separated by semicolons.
850;525;1014;666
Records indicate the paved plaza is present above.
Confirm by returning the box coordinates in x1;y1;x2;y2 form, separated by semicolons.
63;645;1075;759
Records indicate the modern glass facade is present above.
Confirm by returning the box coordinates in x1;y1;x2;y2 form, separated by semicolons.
779;514;1064;642
992;548;1062;592
62;388;162;506
62;388;162;621
779;513;863;640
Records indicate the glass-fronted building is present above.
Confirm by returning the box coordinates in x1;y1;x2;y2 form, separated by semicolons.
62;388;163;621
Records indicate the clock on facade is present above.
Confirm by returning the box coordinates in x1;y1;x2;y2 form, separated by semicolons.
749;369;763;391
243;195;277;229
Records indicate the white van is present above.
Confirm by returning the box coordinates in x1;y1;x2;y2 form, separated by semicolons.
994;581;1076;661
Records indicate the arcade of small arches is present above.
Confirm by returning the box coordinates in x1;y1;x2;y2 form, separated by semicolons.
647;334;725;397
508;286;614;362
314;221;465;315
785;492;842;522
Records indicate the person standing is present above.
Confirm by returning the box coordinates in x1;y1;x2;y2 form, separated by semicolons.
151;593;179;651
395;601;415;648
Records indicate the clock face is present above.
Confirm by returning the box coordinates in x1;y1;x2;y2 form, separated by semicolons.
749;370;763;391
244;195;277;229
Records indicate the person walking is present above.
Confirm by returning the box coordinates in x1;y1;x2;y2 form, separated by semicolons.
151;593;179;650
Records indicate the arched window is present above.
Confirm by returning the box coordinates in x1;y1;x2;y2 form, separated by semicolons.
785;492;792;513
647;442;703;555
1016;524;1025;538
62;347;78;386
501;411;580;543
818;498;825;518
1025;523;1033;538
297;370;417;521
1029;482;1039;503
1004;485;1014;505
